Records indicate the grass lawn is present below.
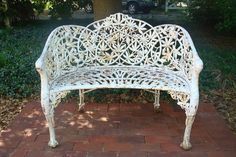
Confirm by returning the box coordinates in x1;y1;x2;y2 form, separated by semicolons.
0;16;236;131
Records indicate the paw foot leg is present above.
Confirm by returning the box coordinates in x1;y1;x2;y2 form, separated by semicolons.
180;141;192;150
48;139;59;148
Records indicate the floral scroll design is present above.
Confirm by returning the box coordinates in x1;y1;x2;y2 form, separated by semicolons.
168;90;195;115
86;13;154;66
44;13;194;83
44;25;92;83
50;90;70;107
85;13;194;80
42;13;196;110
145;25;194;81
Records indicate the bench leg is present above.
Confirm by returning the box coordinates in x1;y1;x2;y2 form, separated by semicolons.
78;89;85;112
41;97;58;148
46;113;58;148
153;90;161;112
180;115;195;150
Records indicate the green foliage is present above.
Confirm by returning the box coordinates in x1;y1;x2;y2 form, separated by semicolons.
0;0;35;27
9;0;35;21
31;0;48;15
215;0;236;32
0;0;51;27
0;25;50;98
46;0;93;19
199;50;236;91
188;0;236;33
48;0;80;19
0;0;7;13
0;53;7;67
0;19;91;99
0;0;90;26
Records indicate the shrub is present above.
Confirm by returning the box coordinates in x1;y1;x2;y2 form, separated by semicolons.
0;26;49;98
0;0;50;27
0;53;7;68
48;0;80;19
0;0;35;27
31;0;48;16
188;0;236;33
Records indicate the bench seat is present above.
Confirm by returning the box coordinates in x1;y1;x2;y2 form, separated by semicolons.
51;66;190;93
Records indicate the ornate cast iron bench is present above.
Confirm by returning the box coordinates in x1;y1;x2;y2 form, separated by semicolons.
35;13;203;150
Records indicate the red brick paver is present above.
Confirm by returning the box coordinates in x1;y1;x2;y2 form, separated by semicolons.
0;100;236;157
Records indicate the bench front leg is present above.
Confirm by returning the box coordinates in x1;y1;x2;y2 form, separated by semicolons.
180;71;201;150
180;87;199;150
180;115;195;150
45;111;58;148
41;92;58;148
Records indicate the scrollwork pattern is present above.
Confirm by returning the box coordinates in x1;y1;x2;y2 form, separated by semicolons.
39;13;200;114
36;13;204;150
168;90;192;114
49;90;70;107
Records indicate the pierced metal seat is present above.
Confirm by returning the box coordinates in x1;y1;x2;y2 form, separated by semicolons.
51;66;190;93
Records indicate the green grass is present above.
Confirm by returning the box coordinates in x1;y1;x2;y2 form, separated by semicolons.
0;19;235;99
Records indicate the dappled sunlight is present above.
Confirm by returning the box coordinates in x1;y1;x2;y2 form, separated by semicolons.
0;129;17;138
0;128;12;134
77;120;93;129
85;111;94;114
85;111;95;119
57;107;113;129
27;109;41;118
0;141;5;147
2;100;236;156
24;128;33;137
78;114;85;120
69;121;76;126
97;116;109;122
62;110;74;116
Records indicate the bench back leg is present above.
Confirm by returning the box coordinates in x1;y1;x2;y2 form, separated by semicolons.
78;89;85;112
153;90;161;112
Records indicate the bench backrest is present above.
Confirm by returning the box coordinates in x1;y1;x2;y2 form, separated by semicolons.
42;13;198;82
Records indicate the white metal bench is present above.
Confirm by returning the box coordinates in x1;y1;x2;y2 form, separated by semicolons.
35;13;203;150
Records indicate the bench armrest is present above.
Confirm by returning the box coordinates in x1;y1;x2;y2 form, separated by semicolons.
35;26;58;75
35;57;44;72
35;25;89;83
183;29;203;74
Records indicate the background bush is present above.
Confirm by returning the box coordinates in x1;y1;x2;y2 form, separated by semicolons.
0;26;49;98
48;0;80;19
0;0;35;26
188;0;236;33
0;0;83;27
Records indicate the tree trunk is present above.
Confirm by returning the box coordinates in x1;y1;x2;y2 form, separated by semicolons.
93;0;122;20
2;0;11;28
3;17;11;28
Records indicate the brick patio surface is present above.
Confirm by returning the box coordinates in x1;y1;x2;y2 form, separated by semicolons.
0;100;236;157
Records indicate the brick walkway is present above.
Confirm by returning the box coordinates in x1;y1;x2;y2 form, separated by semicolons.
0;100;236;157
